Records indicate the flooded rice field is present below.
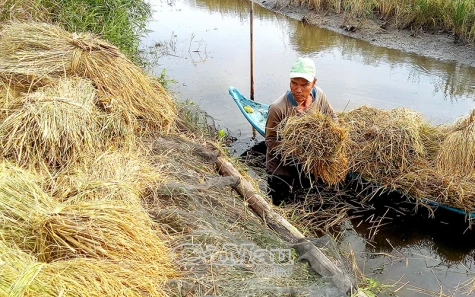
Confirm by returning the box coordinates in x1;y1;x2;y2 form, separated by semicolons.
142;0;475;296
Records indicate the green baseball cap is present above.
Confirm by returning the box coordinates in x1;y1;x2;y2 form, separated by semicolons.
289;57;316;82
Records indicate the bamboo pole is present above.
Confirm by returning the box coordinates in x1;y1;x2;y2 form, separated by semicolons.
250;0;255;101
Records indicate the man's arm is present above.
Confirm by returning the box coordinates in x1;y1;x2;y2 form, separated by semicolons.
265;104;283;153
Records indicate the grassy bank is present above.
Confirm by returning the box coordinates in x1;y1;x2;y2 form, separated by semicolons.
296;0;475;43
0;0;150;61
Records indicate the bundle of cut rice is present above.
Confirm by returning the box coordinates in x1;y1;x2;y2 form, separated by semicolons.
0;241;170;297
436;110;475;177
0;162;173;272
341;107;438;179
0;162;55;249
35;200;172;265
275;109;349;185
0;77;101;168
392;164;475;212
0;21;176;134
49;149;161;205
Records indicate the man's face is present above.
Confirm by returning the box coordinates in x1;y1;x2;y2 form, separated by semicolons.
290;77;316;104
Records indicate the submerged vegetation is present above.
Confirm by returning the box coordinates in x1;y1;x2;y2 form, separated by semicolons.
295;0;475;43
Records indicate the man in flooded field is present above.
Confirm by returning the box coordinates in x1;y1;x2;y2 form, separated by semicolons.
265;57;337;205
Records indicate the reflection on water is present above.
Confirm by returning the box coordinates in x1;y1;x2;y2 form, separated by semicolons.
192;0;475;103
289;20;475;102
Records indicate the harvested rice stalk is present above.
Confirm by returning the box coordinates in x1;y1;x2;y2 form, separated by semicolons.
0;240;44;296
0;162;56;250
342;107;433;178
0;21;177;133
437;110;475;177
0;242;170;297
49;148;164;205
36;200;172;266
393;163;475;213
0;162;173;276
0;77;101;168
275;109;349;185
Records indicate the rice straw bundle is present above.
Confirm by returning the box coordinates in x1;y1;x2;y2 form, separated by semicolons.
0;162;173;277
0;77;102;168
0;162;56;250
0;21;177;134
392;164;475;212
0;240;44;296
342;107;432;178
35;200;172;266
0;75;29;120
337;106;382;140
0;242;170;297
0;0;50;24
50;149;164;205
436;110;475;177
276;109;349;184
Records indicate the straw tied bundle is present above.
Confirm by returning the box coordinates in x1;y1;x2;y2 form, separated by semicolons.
0;241;167;297
275;109;349;185
0;77;109;168
0;21;176;134
50;149;162;205
340;107;475;212
340;107;441;180
0;162;175;295
437;109;475;177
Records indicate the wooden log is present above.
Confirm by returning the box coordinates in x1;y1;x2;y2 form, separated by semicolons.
152;136;356;293
215;156;356;294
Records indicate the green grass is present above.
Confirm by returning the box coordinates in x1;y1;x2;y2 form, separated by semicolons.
299;0;475;43
0;0;151;62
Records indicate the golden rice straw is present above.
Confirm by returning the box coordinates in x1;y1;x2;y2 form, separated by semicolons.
340;107;435;179
0;21;176;134
275;108;349;184
436;110;475;177
35;200;173;268
0;241;169;297
0;162;56;250
49;148;165;206
0;77;102;168
0;162;174;278
392;163;475;213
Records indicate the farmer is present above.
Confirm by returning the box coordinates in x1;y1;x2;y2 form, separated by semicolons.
265;57;337;205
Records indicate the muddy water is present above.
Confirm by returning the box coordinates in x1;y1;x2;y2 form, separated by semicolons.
143;0;475;296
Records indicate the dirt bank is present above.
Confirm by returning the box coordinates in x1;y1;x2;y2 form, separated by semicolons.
256;0;475;67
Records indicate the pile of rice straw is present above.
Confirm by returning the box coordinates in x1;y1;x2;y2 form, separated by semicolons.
0;241;168;296
46;148;163;205
340;107;475;213
0;21;177;133
392;165;475;212
0;78;104;168
0;162;175;288
277;104;475;213
340;107;439;179
437;110;475;177
0;21;178;295
275;108;349;185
